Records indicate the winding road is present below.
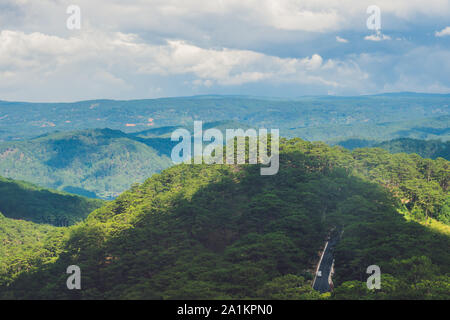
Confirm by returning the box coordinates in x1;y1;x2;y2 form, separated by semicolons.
312;233;339;293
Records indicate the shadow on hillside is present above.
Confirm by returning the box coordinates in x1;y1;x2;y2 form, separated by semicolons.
0;179;101;226
1;148;449;299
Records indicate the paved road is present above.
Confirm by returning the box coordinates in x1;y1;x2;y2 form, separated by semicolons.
313;234;339;293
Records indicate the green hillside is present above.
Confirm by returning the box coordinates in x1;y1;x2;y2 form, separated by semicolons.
133;120;252;139
0;176;103;226
376;138;450;160
131;120;252;157
337;138;450;160
297;115;450;143
1;138;448;299
0;129;172;199
1;94;448;142
0;122;261;199
0;213;61;286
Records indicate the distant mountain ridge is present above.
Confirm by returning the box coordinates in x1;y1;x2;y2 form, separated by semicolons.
0;121;264;199
0;129;172;199
0;122;448;199
337;138;450;160
0;94;448;142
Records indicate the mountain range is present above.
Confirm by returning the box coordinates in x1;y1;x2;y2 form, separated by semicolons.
0;94;448;300
0;118;448;200
0;138;448;299
0;93;448;142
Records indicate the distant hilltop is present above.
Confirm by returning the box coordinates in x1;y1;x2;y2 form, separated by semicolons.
0;94;448;143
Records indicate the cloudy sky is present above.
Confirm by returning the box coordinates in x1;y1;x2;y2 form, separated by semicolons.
0;0;450;102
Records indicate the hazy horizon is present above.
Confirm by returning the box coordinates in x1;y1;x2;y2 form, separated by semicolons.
1;1;450;101
2;91;450;104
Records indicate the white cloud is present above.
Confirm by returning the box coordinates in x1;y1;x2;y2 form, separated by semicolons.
259;1;343;32
0;1;450;100
336;36;349;43
355;46;450;94
3;0;450;36
435;26;450;37
364;33;392;41
0;29;370;101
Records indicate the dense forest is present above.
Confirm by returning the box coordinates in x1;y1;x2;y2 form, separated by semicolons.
338;138;449;160
0;138;448;299
1;0;449;302
0;129;172;199
0;214;60;286
376;138;450;160
1;120;448;202
0;94;448;142
0;176;103;226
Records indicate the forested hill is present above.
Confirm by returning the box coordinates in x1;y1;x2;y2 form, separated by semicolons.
0;94;448;142
0;129;172;199
376;138;449;160
338;138;450;160
0;122;266;199
0;176;103;226
1;138;448;299
0;213;60;286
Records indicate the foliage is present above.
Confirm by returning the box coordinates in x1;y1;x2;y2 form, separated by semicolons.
0;138;448;299
0;129;172;199
338;138;450;160
0;176;103;226
0;213;68;287
0;94;448;142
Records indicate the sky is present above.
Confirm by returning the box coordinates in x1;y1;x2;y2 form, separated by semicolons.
0;0;450;102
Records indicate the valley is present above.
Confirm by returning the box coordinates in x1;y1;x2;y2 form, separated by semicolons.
0;137;448;299
0;94;448;300
2;0;450;303
0;94;448;143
